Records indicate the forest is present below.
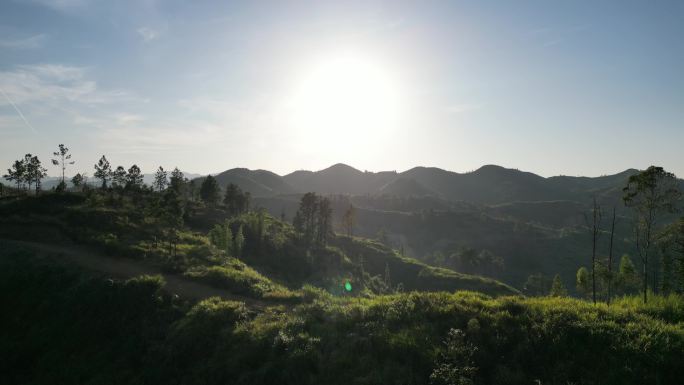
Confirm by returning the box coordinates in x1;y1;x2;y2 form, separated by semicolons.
1;144;684;384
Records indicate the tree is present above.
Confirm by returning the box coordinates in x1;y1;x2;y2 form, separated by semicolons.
656;218;684;293
616;254;640;294
108;166;124;190
4;159;26;190
126;164;144;190
154;166;168;192
25;154;47;194
342;204;356;237
576;267;591;298
549;274;568;297
224;183;250;216
233;225;245;258
606;206;617;304
623;166;681;303
587;197;602;304
169;167;185;194
199;175;221;205
295;192;319;245
51;144;74;185
71;173;84;190
316;197;333;245
94;155;112;189
161;189;185;257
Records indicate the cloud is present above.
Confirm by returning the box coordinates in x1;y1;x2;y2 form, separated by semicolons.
0;34;47;49
137;27;160;42
0;64;138;105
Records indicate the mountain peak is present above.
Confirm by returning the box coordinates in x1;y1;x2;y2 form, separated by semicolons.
321;163;362;173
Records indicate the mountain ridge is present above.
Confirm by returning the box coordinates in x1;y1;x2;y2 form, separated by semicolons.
196;163;655;205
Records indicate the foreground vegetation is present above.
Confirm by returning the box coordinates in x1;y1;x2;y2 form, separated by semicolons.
2;248;683;385
2;147;682;384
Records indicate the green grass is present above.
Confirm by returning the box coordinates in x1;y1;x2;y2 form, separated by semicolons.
183;258;297;300
2;249;683;385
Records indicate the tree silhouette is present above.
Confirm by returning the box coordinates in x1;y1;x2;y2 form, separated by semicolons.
94;155;112;189
4;159;26;191
71;173;84;190
112;166;127;189
154;166;168;192
126;165;144;190
51;144;74;186
199;175;221;205
169;167;185;194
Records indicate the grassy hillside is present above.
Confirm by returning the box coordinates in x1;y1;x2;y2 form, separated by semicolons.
2;249;682;385
0;193;517;298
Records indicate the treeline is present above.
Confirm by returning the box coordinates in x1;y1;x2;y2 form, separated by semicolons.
523;166;683;302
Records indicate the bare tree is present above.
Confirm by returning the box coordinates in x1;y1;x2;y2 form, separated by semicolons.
606;206;617;304
586;197;602;304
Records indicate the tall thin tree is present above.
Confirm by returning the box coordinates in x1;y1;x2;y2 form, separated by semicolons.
607;206;617;304
51;144;74;185
623;166;681;303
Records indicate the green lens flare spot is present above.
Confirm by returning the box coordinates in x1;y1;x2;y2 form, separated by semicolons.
344;281;352;292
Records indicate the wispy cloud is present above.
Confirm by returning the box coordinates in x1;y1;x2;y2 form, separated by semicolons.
0;64;139;105
0;34;48;49
137;27;160;43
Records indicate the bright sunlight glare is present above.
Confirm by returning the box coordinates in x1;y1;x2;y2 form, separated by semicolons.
286;53;403;156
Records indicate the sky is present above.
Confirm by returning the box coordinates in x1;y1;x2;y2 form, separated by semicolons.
0;0;682;178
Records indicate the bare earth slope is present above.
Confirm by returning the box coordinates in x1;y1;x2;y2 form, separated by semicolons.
0;239;275;309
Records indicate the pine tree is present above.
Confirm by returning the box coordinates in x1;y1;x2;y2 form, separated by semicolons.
112;166;127;189
199;175;221;205
71;173;84;190
94;155;112;189
154;166;168;192
126;164;144;189
51;144;74;185
169;167;185;194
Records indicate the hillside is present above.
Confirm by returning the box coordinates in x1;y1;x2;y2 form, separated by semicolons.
0;193;517;297
2;248;682;385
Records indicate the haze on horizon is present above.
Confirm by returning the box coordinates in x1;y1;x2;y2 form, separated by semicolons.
1;0;682;178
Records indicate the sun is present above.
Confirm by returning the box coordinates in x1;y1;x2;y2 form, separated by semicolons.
286;52;402;154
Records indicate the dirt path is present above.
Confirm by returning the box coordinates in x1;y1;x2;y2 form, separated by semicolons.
0;239;279;309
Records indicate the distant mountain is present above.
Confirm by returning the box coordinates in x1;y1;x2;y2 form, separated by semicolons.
201;168;294;197
283;163;397;195
378;177;436;197
200;163;651;205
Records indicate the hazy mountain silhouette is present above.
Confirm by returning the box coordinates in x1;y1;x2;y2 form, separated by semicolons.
202;163;648;204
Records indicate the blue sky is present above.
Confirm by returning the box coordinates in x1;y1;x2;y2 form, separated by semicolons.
1;0;682;177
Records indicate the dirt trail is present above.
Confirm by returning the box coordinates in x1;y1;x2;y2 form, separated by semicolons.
0;239;279;309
